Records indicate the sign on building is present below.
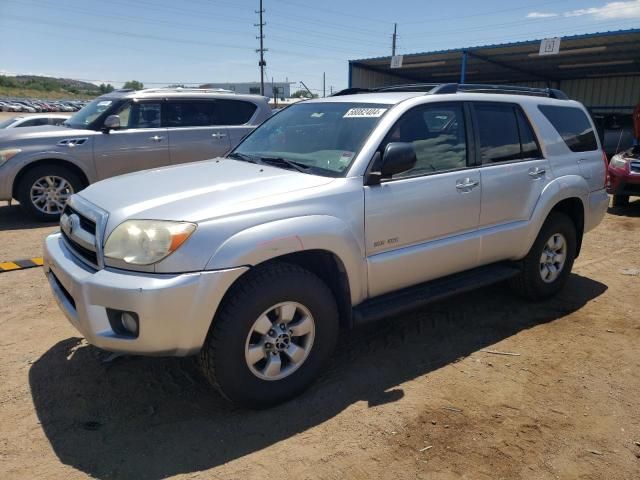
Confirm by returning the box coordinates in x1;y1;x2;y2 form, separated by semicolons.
390;55;404;68
539;37;561;56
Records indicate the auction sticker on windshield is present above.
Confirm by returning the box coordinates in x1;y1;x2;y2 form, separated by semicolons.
343;108;387;118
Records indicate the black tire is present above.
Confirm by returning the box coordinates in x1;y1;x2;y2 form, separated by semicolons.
199;262;339;408
611;194;629;207
16;164;84;222
510;212;577;301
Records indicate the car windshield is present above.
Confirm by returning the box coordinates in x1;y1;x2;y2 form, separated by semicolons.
65;98;116;129
232;102;390;176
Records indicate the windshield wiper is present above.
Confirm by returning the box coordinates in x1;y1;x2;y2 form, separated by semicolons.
227;152;259;163
258;156;311;174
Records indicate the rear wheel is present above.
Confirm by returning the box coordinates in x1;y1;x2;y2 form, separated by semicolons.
199;262;339;408
510;212;576;300
611;194;629;207
16;165;83;222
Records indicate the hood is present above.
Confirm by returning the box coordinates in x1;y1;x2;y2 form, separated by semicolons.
79;159;335;230
0;124;94;143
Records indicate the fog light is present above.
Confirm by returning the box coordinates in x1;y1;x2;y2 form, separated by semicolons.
106;308;139;338
121;312;139;335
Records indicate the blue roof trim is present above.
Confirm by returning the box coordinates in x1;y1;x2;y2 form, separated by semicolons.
350;28;640;63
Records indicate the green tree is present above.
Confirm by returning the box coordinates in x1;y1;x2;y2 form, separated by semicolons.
291;89;317;99
99;83;115;94
123;80;144;90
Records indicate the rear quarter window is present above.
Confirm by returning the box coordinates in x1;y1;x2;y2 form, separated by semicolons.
538;105;598;152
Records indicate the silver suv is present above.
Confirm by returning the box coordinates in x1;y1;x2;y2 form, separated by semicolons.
43;84;609;407
0;88;272;221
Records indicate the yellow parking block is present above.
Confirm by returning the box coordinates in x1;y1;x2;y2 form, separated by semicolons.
0;257;44;273
0;261;21;271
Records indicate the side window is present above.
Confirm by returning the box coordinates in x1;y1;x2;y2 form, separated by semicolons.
50;118;67;126
516;109;542;159
131;103;162;128
214;100;257;125
114;102;132;127
20;118;48;127
382;103;467;178
474;103;521;164
538;105;598;152
165;101;216;127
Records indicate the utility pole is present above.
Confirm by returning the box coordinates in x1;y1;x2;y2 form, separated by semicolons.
255;0;267;95
300;81;313;98
392;22;397;56
323;72;325;98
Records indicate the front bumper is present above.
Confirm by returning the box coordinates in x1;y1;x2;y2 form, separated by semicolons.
43;232;248;356
607;168;640;196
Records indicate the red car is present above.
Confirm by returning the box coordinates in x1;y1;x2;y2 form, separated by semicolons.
607;145;640;206
607;105;640;207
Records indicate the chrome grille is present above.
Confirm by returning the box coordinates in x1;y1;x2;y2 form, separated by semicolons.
59;196;108;270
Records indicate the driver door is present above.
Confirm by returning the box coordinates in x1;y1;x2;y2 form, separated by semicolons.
93;101;170;179
364;102;482;297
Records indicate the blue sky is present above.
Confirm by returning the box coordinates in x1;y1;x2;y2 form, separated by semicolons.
1;0;639;94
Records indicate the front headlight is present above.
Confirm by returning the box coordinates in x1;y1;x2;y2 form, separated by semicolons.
104;220;196;265
0;148;22;167
609;154;629;170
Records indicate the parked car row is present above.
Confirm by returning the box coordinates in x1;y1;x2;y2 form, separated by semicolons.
0;99;88;113
0;114;70;129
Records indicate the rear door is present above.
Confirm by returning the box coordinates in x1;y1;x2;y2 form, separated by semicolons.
93;100;170;179
538;104;603;192
365;102;482;297
217;99;260;149
471;102;550;264
164;100;230;164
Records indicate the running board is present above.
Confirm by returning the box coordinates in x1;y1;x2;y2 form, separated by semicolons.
352;263;521;327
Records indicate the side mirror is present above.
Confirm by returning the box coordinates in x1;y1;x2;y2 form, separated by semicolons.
103;115;121;132
365;142;417;185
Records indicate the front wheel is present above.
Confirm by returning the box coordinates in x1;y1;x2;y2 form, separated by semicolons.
16;165;83;222
510;212;577;300
199;262;339;408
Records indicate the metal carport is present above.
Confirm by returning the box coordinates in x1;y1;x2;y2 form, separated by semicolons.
348;29;640;109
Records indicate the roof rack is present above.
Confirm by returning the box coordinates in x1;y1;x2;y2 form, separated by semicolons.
137;87;236;94
431;83;569;99
332;83;568;99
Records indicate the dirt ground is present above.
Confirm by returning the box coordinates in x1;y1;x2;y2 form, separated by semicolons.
1;198;639;480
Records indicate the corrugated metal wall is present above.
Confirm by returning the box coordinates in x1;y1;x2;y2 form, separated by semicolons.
560;76;640;107
353;64;640;108
512;77;640;107
350;64;414;89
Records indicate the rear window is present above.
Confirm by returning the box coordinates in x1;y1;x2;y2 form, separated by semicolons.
165;100;257;127
538;105;598;152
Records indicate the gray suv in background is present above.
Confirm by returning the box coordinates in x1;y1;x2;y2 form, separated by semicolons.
0;88;272;221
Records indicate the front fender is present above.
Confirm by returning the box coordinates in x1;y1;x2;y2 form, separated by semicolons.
205;215;367;304
516;175;588;259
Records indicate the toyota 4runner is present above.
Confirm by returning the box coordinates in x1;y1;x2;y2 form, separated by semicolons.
0;88;272;221
43;83;609;407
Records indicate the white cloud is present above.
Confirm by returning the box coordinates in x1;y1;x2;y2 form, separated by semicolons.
565;1;640;18
527;0;640;20
527;12;559;18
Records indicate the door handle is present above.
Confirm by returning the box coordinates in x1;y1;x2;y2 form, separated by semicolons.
211;132;227;139
456;178;479;191
528;167;546;178
149;135;164;142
